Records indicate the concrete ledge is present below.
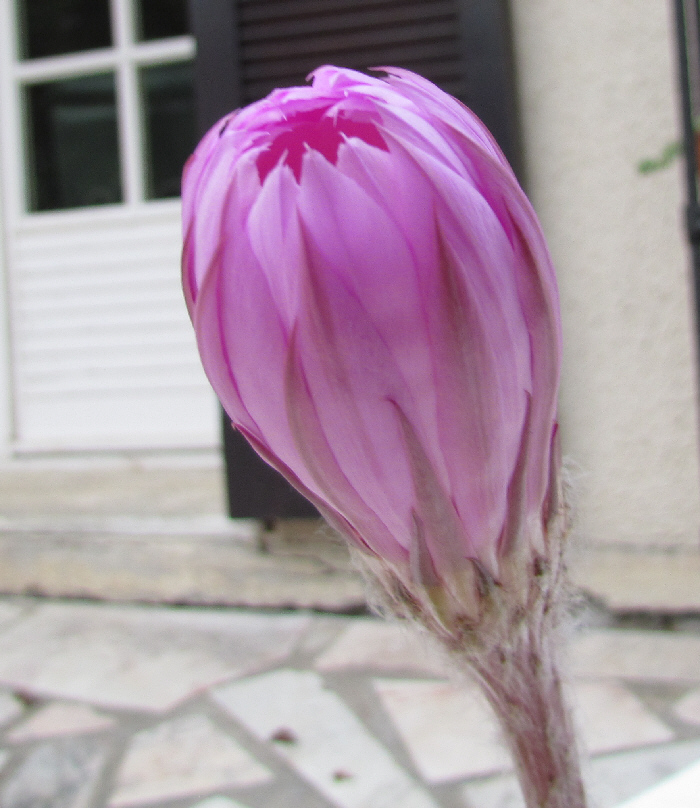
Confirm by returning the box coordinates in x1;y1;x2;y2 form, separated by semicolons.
2;517;700;615
1;456;699;614
572;546;700;613
3;462;699;615
0;519;367;613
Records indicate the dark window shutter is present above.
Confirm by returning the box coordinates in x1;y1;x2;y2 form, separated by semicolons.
187;0;521;518
237;0;465;102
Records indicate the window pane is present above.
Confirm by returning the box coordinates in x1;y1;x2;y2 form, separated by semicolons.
17;0;112;59
136;0;190;41
140;61;195;199
26;73;122;211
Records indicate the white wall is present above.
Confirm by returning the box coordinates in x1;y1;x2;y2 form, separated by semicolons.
0;170;13;462
512;1;700;548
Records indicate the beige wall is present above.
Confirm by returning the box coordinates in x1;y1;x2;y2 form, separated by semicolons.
511;1;700;548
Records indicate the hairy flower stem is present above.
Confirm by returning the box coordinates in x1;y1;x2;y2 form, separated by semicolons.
354;493;588;808
469;623;587;808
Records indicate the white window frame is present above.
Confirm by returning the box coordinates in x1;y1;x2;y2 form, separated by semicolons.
0;1;217;457
0;0;195;222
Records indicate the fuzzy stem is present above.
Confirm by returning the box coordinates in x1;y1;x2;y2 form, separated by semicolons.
351;483;588;808
469;624;586;808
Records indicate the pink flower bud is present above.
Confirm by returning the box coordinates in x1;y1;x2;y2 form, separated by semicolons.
182;66;562;587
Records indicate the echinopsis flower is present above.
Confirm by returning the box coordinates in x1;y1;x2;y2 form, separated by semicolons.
183;67;586;808
182;66;561;610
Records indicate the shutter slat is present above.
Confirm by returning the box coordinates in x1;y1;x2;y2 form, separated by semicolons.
244;48;459;90
238;0;424;24
241;1;456;43
242;20;457;62
239;0;463;103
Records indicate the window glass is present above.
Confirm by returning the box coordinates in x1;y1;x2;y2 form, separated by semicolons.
26;73;122;211
136;0;190;41
140;61;195;199
17;0;112;60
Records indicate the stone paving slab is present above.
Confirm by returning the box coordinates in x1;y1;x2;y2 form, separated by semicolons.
7;703;114;743
0;737;108;808
214;669;439;808
315;619;449;678
615;755;700;808
569;629;700;683
0;597;695;808
673;688;700;726
109;713;272;807
0;601;310;712
374;678;511;783
570;681;674;756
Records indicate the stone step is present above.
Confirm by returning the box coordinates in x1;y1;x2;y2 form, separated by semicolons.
1;513;699;615
572;546;700;613
1;460;700;615
0;517;366;613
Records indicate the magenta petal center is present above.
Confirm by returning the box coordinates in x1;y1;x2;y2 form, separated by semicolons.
256;106;388;183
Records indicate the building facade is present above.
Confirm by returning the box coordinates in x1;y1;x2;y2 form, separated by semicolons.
0;0;698;550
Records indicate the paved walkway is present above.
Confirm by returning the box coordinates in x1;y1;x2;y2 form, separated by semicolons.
0;596;697;807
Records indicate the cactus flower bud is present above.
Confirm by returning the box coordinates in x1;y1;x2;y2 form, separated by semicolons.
182;65;561;597
182;66;586;808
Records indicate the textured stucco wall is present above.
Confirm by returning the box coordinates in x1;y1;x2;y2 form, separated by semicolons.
511;1;700;547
